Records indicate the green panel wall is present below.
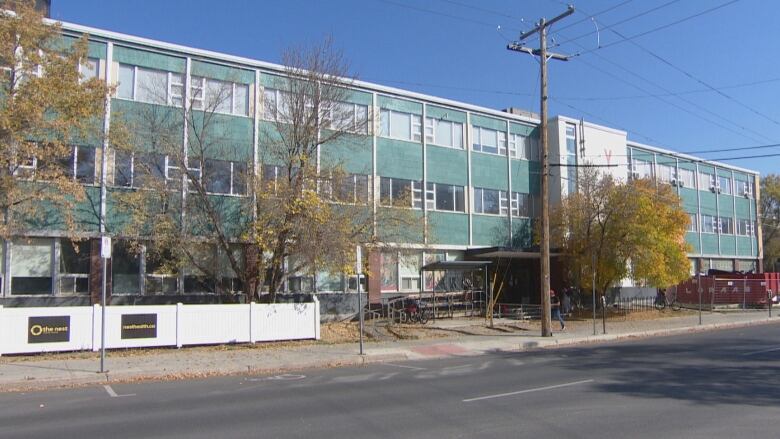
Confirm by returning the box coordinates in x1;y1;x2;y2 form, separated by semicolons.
716;168;732;178
378;95;422;114
701;234;719;255
58;35;107;59
471;153;507;190
112;99;184;152
717;195;734;216
377;208;424;243
685;232;700;254
470;114;506;131
511;218;534;248
734;197;752;218
189;113;253;161
427;146;467;186
113;45;185;72
472;215;508;246
377;138;422;180
191;60;254;84
720;236;736;256
510;159;532;193
426;105;466;123
320;136;372;174
699;192;717;218
428;212;468;245
679;188;698;212
509;122;535;137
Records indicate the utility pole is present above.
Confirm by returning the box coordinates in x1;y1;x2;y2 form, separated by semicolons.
507;5;574;337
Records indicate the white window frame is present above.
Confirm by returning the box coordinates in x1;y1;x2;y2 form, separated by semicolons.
701;214;716;234
117;64;182;107
472;126;506;156
379;108;422;142
424;117;464;149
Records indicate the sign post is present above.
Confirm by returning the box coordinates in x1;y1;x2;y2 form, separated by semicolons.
356;246;364;356
100;236;111;373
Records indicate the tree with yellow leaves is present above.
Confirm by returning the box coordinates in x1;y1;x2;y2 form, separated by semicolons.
551;168;691;299
0;1;109;237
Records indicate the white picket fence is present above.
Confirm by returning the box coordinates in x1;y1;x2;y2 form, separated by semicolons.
0;298;320;355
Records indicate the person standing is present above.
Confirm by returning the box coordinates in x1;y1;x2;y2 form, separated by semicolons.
550;289;565;331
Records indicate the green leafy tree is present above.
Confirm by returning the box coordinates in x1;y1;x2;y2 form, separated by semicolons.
551;168;691;297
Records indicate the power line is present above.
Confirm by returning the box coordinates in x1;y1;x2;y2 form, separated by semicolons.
374;0;523;33
551;0;683;49
552;0;635;33
573;0;740;55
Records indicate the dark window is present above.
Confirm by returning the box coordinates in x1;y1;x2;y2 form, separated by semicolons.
111;241;140;295
355;175;369;204
454;186;465;212
205;159;231;194
75;147;96;184
483;189;500;214
232;162;247;195
435;184;454;211
114;151;133;187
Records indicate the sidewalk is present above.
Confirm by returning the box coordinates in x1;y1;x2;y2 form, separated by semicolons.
0;310;776;392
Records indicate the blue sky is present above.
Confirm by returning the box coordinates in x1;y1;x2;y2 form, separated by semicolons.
52;0;778;176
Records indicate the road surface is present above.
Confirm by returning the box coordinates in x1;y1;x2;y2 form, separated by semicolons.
1;322;779;438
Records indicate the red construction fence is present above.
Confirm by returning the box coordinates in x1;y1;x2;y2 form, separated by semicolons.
675;273;780;308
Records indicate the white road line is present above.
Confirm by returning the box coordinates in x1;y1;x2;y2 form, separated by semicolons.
103;385;135;398
384;363;427;371
462;379;594;403
742;346;780;356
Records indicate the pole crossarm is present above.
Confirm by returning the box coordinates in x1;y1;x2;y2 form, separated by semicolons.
516;5;575;40
506;44;570;61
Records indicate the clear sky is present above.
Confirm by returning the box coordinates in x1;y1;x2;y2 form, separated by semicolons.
52;0;779;176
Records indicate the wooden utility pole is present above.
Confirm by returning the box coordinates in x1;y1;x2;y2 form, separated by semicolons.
507;5;574;337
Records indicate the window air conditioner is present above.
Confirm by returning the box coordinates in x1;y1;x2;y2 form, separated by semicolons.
670;178;677;186
743;188;751;198
631;171;640;179
678;180;685;188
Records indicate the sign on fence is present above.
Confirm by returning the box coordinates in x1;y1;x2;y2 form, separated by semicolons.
0;300;320;355
120;314;157;339
28;316;70;343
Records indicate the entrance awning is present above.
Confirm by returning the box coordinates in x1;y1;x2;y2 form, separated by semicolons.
466;247;562;259
421;260;491;271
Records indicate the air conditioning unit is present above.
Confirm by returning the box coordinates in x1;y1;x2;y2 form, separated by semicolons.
670;178;678;186
631;171;640;179
743;189;752;198
678;180;685;188
710;184;717;193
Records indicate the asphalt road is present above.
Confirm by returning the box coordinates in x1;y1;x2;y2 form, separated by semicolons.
1;323;779;439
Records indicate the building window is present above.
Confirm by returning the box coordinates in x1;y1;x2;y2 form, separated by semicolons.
379;109;422;142
657;163;675;185
145;248;178;294
190;76;249;116
330;174;370;204
424;182;465;212
718;216;734;234
111;240;140;295
399;251;422;291
688;213;698;232
329;102;370;134
472;126;506;155
10;238;53;295
698;170;715;191
735;179;753;197
79;57;100;82
507;133;537;160
117;63;183;106
114;152;200;190
718;175;732;195
677;168;695;188
380;251;398;291
631;158;653;179
58;238;90;295
380;177;422;208
736;218;753;236
204;159;247;196
701;214;716;234
474;188;500;215
424;118;463;149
